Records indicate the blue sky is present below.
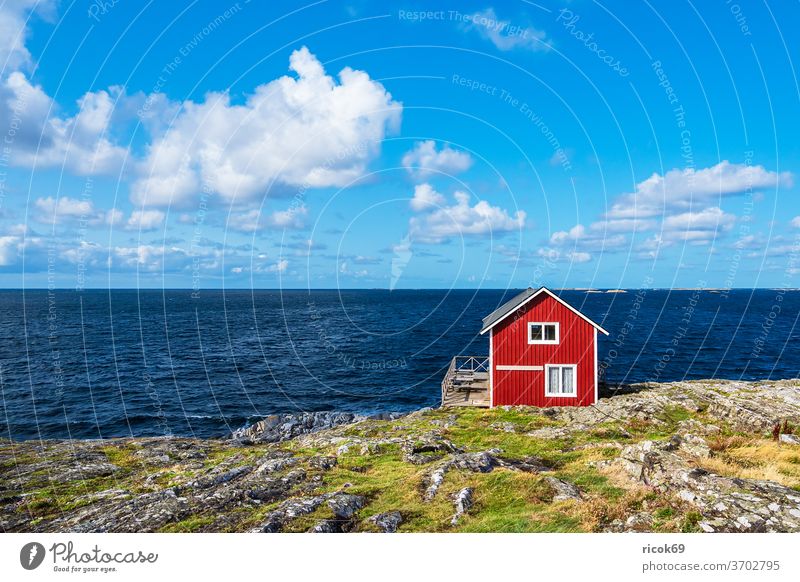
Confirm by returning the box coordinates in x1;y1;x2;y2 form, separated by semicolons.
0;0;798;289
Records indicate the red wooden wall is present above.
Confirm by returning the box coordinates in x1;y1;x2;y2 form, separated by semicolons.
491;293;596;407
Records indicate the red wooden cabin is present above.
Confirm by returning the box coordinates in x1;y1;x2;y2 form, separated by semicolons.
480;287;609;407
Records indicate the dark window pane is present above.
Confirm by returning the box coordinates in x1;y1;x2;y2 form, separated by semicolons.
530;325;543;341
544;325;557;341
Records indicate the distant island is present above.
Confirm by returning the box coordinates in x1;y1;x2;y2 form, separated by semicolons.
2;379;800;533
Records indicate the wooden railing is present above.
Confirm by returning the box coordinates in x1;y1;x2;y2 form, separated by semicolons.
441;355;490;406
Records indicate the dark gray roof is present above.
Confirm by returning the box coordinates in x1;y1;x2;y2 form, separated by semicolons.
481;287;538;332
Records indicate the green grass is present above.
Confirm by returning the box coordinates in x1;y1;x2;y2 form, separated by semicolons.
161;515;216;533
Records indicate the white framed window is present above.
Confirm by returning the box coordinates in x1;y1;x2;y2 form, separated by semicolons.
528;322;559;344
545;364;577;397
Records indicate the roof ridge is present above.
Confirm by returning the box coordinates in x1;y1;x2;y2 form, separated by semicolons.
479;286;609;336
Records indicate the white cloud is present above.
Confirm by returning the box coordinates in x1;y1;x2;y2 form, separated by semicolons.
606;161;791;220
228;210;263;233
34;196;93;220
632;208;736;257
267;205;308;229
125;209;166;231
569;251;592;263
32;196;121;226
590;218;656;233
229;205;309;233
542;223;627;262
409;183;446;211
549;224;626;249
0;236;22;266
0;2;127;175
661;206;735;237
111;244;188;272
0;1;55;72
543;161;791;261
733;234;762;250
401;140;473;180
338;260;368;277
536;248;591;264
409;190;525;243
1;73;128;175
791;216;800;228
462;8;550;52
105;208;124;226
0;230;44;267
268;259;288;273
132;47;402;207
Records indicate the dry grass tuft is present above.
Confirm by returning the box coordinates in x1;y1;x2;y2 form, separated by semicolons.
698;440;800;488
707;434;751;452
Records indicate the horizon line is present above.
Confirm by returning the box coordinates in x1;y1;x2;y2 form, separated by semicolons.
0;287;795;292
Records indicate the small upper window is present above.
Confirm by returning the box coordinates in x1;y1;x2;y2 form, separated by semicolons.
528;322;559;344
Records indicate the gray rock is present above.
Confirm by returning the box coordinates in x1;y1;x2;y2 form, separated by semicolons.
308;456;338;471
360;442;382;455
231;411;365;443
496;455;552;473
490;422;516;433
779;433;800;445
247;470;306;503
616;438;800;532
678;434;711;458
403;436;461;465
424;462;451;501
526;427;572;439
53;462;120;483
368;511;403;533
327;493;365;519
545;477;582;501
256;454;296;474
254;495;330;533
309;520;339;533
452;451;496;473
625;512;654;530
451;487;474;525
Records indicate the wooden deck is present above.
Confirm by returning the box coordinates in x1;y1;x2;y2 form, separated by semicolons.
441;356;490;408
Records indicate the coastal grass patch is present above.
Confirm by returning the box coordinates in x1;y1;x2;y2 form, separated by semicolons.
680;510;703;532
21;472;124;518
698;440;800;488
584;422;633;442
659;404;693;424
558;465;626;501
451;471;567;533
273;451;450;532
100;444;142;474
0;446;45;472
449;406;561;435
160;514;217;533
553;476;694;533
444;423;574;463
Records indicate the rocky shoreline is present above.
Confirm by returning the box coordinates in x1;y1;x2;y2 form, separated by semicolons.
230;410;408;444
2;379;800;533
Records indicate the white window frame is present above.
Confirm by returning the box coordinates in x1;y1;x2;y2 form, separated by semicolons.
528;322;559;345
544;364;578;397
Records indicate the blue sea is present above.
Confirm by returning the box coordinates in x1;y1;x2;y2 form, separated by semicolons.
1;289;798;440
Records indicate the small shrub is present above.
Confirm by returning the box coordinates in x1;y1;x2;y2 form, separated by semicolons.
708;434;749;452
773;420;796;441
